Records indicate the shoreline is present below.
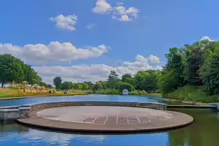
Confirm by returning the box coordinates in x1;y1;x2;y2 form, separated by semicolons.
0;93;89;100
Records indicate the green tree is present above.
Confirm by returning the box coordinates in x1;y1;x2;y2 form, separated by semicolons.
121;74;132;82
107;71;119;89
60;81;73;90
158;48;185;95
115;81;135;91
82;83;89;90
23;64;42;85
53;77;62;89
0;54;25;87
201;48;219;94
134;70;159;93
92;82;103;92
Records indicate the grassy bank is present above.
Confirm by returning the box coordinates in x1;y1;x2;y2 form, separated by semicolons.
165;86;219;103
0;88;88;99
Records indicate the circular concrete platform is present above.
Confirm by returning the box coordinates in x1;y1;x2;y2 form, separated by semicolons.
17;105;193;133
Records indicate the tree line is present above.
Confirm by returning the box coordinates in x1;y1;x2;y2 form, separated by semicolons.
53;70;160;94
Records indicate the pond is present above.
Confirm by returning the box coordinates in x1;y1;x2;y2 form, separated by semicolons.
0;94;161;106
0;95;218;146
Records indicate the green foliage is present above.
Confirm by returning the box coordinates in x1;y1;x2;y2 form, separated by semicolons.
115;81;135;91
60;81;73;90
130;90;139;95
201;48;219;94
138;90;147;95
0;54;42;87
121;74;132;82
166;86;218;102
134;70;159;93
92;82;103;92
107;71;119;89
53;77;62;89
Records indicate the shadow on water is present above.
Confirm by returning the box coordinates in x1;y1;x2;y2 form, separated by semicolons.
168;109;219;146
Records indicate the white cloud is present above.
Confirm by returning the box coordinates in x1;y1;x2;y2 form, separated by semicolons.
147;55;161;65
0;42;109;65
86;23;96;29
50;15;77;31
92;0;112;14
92;0;140;22
200;36;215;42
34;55;162;83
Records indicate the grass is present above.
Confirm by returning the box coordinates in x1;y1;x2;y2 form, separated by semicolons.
0;88;88;99
165;85;219;103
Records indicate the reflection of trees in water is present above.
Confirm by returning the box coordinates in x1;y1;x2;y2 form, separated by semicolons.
0;123;28;132
169;109;219;146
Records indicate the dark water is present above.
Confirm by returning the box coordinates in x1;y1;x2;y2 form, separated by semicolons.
0;95;218;146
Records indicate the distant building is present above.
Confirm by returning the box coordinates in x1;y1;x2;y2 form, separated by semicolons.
122;89;129;95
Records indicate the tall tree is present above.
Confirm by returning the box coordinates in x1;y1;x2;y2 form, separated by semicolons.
200;48;219;94
107;71;119;89
53;77;62;89
134;70;159;93
121;74;132;82
0;54;25;87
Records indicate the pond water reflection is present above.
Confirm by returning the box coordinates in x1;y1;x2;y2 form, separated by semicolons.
0;95;218;146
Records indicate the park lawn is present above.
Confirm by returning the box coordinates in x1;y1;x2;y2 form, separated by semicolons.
0;88;88;99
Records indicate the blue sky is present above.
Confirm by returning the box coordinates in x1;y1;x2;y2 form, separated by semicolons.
0;0;218;83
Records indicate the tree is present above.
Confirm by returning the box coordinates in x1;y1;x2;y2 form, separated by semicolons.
60;81;73;90
158;48;185;95
23;64;42;85
53;77;62;89
121;74;132;82
134;70;159;93
73;83;83;89
107;71;119;89
82;83;89;90
200;48;219;94
115;81;135;91
92;82;103;92
0;54;25;87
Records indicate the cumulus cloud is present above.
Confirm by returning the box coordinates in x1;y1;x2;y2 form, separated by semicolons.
50;15;77;31
34;55;162;83
0;42;109;65
112;3;140;22
92;0;112;14
200;36;215;42
92;0;139;22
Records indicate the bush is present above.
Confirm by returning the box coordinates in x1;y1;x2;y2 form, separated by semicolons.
138;90;147;95
130;90;139;95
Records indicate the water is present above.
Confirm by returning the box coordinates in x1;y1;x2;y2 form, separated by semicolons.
0;95;218;146
0;94;161;106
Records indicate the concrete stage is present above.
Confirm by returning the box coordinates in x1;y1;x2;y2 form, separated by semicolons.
17;105;193;133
